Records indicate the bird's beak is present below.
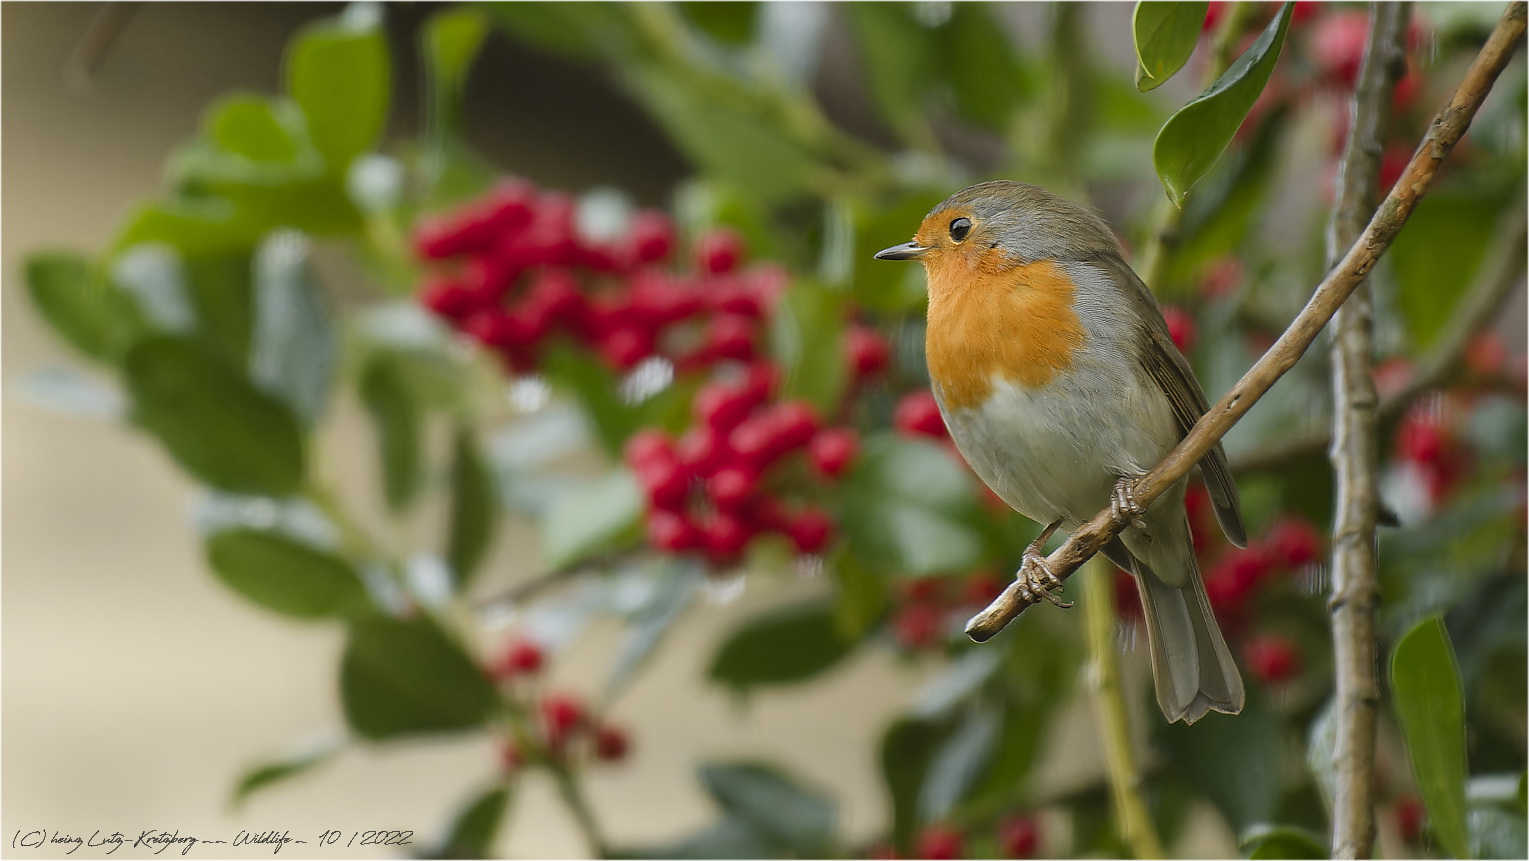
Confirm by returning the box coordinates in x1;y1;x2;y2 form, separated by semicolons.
874;241;929;261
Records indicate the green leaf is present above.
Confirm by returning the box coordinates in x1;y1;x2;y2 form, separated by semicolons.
1306;696;1339;816
358;354;422;513
424;8;489;140
206;94;306;163
447;426;497;588
285;8;390;168
938;4;1028;130
919;704;1000;822
23;251;143;364
700;762;837;856
251;233;336;426
230;734;343;809
1152;2;1293;206
839;434;985;576
490;3;632;60
844;3;936;135
1133;2;1209;92
1469;806;1528;859
1389;186;1517;351
540;344;641;458
181;251;257;367
206;528;366;619
769;281;848;415
853;194;937;313
427;784;511;860
830;551;890;640
114;198;268;258
124;336;306;496
1392;616;1471;859
618;816;779;860
679;2;759;46
340;614;499;739
539;469;643;570
1240;824;1328;859
1157;688;1282;836
606;560;701;702
880;715;955;850
707;599;855;694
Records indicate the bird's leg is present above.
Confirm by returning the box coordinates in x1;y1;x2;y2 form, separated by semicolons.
1110;477;1147;532
1015;519;1073;608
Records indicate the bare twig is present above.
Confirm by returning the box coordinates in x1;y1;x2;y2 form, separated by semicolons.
1082;559;1164;859
1327;5;1410;858
1229;202;1528;475
966;1;1528;643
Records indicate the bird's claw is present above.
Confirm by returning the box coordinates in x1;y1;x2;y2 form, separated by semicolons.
1016;520;1072;608
1110;478;1146;531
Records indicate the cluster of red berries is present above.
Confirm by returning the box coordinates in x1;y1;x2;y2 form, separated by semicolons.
488;636;630;770
414;178;785;374
872;815;1040;860
1394;403;1472;506
890;573;1006;651
624;365;856;567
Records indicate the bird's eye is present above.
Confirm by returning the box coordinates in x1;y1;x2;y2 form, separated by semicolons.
949;217;972;242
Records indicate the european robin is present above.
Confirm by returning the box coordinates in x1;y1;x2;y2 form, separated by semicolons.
876;181;1248;724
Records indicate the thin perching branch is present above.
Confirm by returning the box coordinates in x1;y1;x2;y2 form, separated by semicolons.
1326;4;1410;859
966;0;1528;643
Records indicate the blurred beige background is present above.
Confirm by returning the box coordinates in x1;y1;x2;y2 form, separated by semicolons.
2;5;1129;857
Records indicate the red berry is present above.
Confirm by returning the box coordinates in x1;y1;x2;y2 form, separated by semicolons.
419;276;481;321
894;391;947;438
541;693;586;735
808;428;860;479
846;325;892;380
963;571;1005;607
704;314;757;362
786;508;834;555
1202;1;1226;33
647;510;701;552
1396;409;1447;465
1163;306;1196;353
743;362;780;403
915;826;964;860
767;401;822;452
601;327;654;371
491;636;544;679
625;430;674;469
524;268;584;328
745;496;794;534
997;816;1040;859
677;427;728;477
1311;10;1369;88
707;466;759;510
593;724;630;762
462;310;529;350
1394;795;1426;843
703;511;753;561
1115;569;1143;620
710;277;766;318
696;229;745;274
695;383;756;433
629;211;676;264
1245;635;1301;683
1379;146;1411;192
728;415;782;467
1266;517;1324;568
1464;332;1508;378
894;603;943;650
629;270;701;326
1392;67;1422;112
902;577;946;606
1373;358;1415;400
638;458;689;511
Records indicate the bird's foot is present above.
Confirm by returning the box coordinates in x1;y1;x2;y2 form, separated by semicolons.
1016;520;1072;608
1110;478;1147;532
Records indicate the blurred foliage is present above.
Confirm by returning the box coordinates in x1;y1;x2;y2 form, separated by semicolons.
17;1;1527;859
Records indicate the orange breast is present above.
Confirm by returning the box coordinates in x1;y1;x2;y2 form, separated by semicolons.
924;255;1087;412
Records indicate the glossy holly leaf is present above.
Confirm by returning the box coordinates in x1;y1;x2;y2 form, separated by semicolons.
853;194;937;313
340;614;499;739
1392;616;1470;860
358;354;422;513
830;551;890;640
206;528;367;619
880;714;956;850
618;816;779;859
426;784;511;860
1240;824;1328;859
1157;688;1282;837
285;6;390;169
770;281;848;415
700;762;837;857
1153;2;1293;206
680;2;759;46
839;434;985;576
919;704;1000;822
206;93;308;163
539;470;643;570
124;336;306;496
707;599;855;694
446;426;497;589
230;733;343;810
1389;186;1517;351
606;560;701;702
250;233;335;427
24;251;144;365
1133;2;1209;92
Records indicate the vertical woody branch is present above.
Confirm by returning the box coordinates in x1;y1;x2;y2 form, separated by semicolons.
1326;4;1411;858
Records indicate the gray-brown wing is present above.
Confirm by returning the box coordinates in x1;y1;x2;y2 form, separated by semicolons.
1092;254;1247;548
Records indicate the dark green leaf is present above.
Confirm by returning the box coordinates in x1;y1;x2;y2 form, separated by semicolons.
844;3;936;135
359;355;422;513
910;649;1002;719
230;734;343;809
679;3;759;46
853;194;937;313
24;251;143;364
251;234;335;426
1392;616;1470;859
427;784;511;859
616;816;779;860
919;704;1000;822
124;336;306;496
540;344;640;458
700;762;837;856
285;9;390;168
447;426;497;588
424;7;489;141
606;560;700;702
340;614;499;739
1240;824;1328;859
830;551;890;640
490;3;633;60
939;4;1028;130
206;94;306;163
1133;2;1209;92
113;198;267;258
1152;2;1293;206
540;469;643;570
1390;187;1517;351
839;434;985;575
181;251;257;366
1157;688;1282;836
880;715;954;850
769;281;848;415
206;528;366;619
707;599;854;693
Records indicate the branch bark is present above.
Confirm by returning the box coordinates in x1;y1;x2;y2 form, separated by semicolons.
966;0;1528;643
1326;5;1410;858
